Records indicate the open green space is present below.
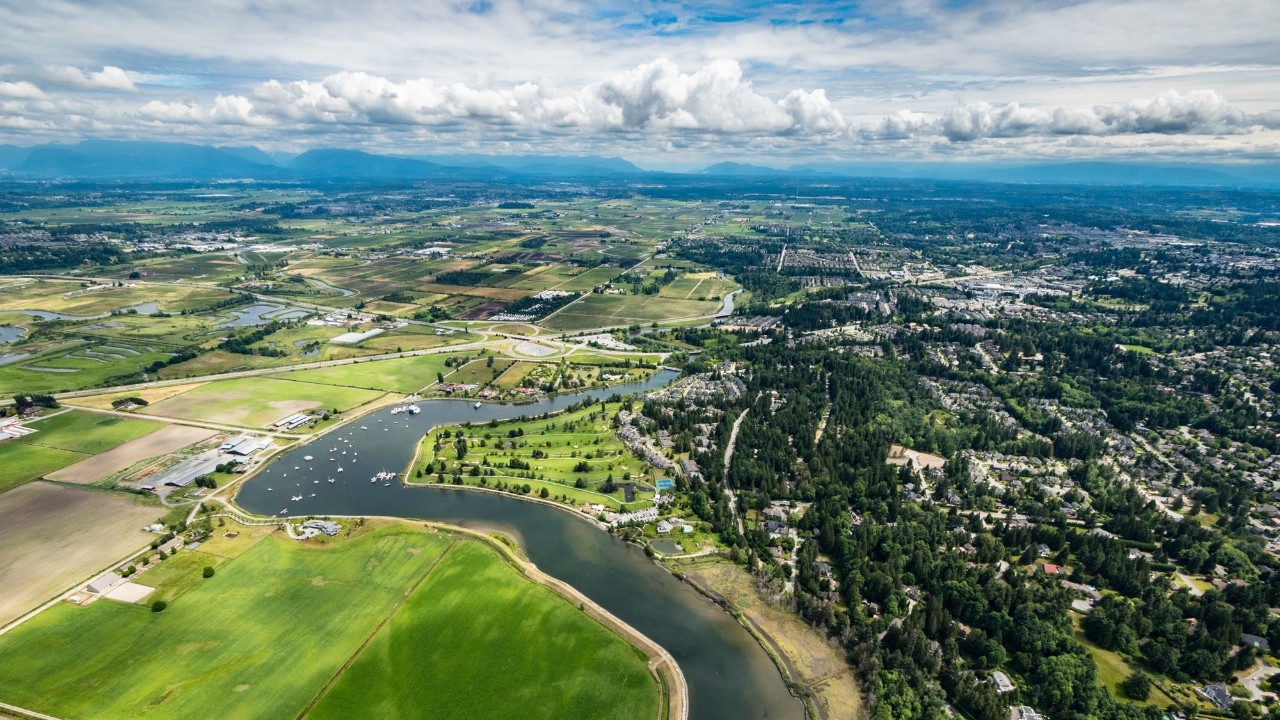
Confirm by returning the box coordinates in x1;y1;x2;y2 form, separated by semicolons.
0;523;454;720
0;340;178;395
542;294;722;331
271;353;464;393
416;400;657;510
144;377;385;427
18;410;163;455
306;540;658;720
0;442;86;493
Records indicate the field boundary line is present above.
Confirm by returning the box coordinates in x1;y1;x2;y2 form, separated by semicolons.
292;538;460;720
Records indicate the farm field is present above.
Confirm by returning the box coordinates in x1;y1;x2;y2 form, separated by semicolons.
0;442;90;494
143;377;385;428
0;523;454;720
542;294;722;331
0;279;235;317
69;382;209;410
0;482;161;626
0;522;659;720
46;425;217;485
17;410;163;455
416;400;657;510
270;353;464;393
305;540;659;720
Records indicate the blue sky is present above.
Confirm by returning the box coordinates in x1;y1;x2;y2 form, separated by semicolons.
0;0;1277;166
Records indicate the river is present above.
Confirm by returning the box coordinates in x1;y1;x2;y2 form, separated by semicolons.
235;371;804;720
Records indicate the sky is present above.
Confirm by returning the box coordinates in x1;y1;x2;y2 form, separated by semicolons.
0;0;1278;167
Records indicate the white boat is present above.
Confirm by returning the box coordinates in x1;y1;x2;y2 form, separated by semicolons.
303;455;313;461
474;401;482;409
291;495;302;501
361;426;368;430
328;478;335;484
407;405;421;414
337;467;344;472
313;480;319;484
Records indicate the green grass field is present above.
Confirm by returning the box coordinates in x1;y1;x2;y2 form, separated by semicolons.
18;410;163;454
416;401;657;510
144;377;385;427
543;293;722;331
272;353;466;393
0;523;659;720
306;540;658;720
0;523;454;720
0;442;86;493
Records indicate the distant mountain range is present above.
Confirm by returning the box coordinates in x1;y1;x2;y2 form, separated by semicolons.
0;140;1277;187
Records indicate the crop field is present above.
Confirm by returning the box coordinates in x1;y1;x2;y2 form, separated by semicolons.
305;540;658;720
17;410;163;455
108;253;248;284
0;280;233;317
271;353;465;393
67;382;210;410
0;482;161;626
46;425;217;485
658;272;734;300
144;377;385;427
0;442;86;494
542;294;722;331
418;401;657;509
0;523;454;720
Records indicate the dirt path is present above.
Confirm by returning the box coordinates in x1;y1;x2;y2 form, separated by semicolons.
722;408;749;535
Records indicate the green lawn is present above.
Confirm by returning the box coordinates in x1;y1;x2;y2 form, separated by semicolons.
0;524;454;720
18;410;162;455
273;353;465;393
305;540;659;720
144;377;385;427
0;442;86;494
415;401;657;510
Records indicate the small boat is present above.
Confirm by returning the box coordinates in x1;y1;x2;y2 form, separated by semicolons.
313;480;319;484
361;426;368;430
267;488;273;491
309;493;315;497
383;482;390;486
407;405;420;414
328;478;335;484
337;467;344;472
474;401;482;409
342;450;347;455
303;455;313;461
291;495;302;501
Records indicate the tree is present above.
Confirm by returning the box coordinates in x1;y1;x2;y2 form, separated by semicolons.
454;437;468;460
202;566;215;578
1121;671;1151;701
539;487;550;499
151;600;168;613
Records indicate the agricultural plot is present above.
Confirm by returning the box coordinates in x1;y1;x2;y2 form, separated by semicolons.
0;442;86;494
418;401;657;509
144;377;384;428
305;540;659;720
0;481;161;626
542;294;722;331
17;411;163;455
271;353;464;393
0;523;454;720
46;425;217;485
0;280;233;317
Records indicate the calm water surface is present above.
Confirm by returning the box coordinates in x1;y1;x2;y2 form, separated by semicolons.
236;370;803;720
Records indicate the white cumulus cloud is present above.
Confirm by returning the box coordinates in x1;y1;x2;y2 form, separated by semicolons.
42;66;137;92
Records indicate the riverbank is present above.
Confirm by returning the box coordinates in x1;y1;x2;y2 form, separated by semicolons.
670;557;865;720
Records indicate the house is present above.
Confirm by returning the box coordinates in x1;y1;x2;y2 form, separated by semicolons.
656;520;673;534
301;519;341;537
1009;707;1044;720
1040;563;1063;575
1241;633;1271;652
989;671;1016;694
1199;683;1233;710
813;561;833;577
